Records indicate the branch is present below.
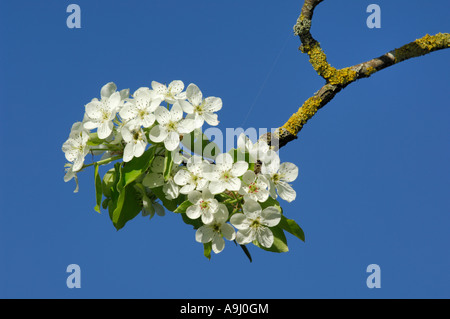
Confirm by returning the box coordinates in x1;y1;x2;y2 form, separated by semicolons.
261;0;449;150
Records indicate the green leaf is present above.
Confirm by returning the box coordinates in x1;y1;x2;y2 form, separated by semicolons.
150;186;178;212
87;132;103;146
173;200;193;214
163;149;173;181
102;168;116;198
253;226;289;253
260;196;282;211
279;216;305;242
203;242;212;260
112;183;142;231
94;163;102;213
122;147;156;187
102;198;110;210
180;212;203;230
181;128;220;159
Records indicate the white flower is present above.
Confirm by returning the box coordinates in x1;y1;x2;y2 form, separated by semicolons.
64;163;79;193
261;154;298;202
173;155;209;194
119;89;162;128
195;203;236;254
149;103;195;151
238;170;270;203
179;83;222;128
205;153;248;194
121;126;147;162
237;133;277;164
83;83;122;139
151;80;186;104
62;131;90;171
230;199;281;248
186;189;219;224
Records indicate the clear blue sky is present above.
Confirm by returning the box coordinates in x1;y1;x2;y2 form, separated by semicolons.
0;0;449;298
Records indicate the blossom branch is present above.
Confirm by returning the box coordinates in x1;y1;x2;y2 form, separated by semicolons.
261;0;449;149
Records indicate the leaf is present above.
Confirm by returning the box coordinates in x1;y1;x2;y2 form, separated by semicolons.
253;226;289;253
122;147;156;187
93;163;102;213
260;196;282;211
87;132;103;146
181;128;220;160
150;186;178;212
102;168;116;198
203;242;212;260
180;212;203;230
163;149;173;181
173;200;193;214
279;216;305;242
112;183;142;231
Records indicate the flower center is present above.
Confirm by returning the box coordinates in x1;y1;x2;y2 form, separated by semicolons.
272;173;281;184
250;217;262;229
199;200;209;210
194;102;204;114
166;121;178;132
221;170;231;180
248;182;259;194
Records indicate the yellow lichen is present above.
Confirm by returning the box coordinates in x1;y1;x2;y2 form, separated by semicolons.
394;33;449;63
282;96;323;136
364;66;377;77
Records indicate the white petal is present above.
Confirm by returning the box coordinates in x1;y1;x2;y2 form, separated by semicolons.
279;162;299;182
154;106;171;125
196;226;214;243
220;223;236;241
203;97;222;112
276;181;296;202
142;113;156;128
201;210;214;224
177;119;196;134
242;199;262;215
231;161;249;177
230;213;249;230
186;83;203;106
224;177;241;192
123;142;135;162
164;131;180;151
85;101;102;119
170;102;183;122
100;82;117;99
256;227;274;248
149;125;168;143
212;235;225;253
174;169;191;186
215;153;233;170
97;121;113;139
202;112;219;126
178;100;194;114
134;140;146;158
236;228;254;245
168;80;184;94
187;190;202;204
119;103;137;120
186;205;202;220
151;81;167;96
209;181;225;194
261;207;281;227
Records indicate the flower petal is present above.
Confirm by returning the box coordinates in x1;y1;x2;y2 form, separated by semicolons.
279;162;299;182
276;181;296;202
220;223;236;241
212;235;225;254
168;80;184;94
256;227;274;248
231;161;249;177
186;83;202;106
164;131;180;151
149;125;168;143
261;207;281;227
196;225;214;243
154;105;171;125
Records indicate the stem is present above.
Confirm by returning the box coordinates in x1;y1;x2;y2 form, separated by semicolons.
82;155;122;169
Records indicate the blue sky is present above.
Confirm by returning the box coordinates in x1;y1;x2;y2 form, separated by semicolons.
0;0;449;298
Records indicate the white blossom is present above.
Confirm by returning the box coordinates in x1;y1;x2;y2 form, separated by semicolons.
179;83;222;128
121;126;147;162
149;103;195;151
119;89;162;128
173;155;209;194
261;154;298;202
186;189;218;224
151;80;186;104
205;153;248;194
62;131;90;172
238;170;270;203
237;133;277;164
230;199;281;248
195;203;236;254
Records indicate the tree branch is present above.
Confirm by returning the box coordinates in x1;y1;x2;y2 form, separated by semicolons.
261;0;449;150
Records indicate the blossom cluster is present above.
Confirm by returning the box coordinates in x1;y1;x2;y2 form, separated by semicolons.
62;81;300;258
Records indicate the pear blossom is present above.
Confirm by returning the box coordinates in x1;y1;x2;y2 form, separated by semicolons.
186;189;218;224
230;199;281;248
205;153;248;194
149;103;196;151
119;89;162;128
195;203;236;254
62;131;90;171
179;83;222;128
261;154;298;202
173;155;209;194
237;133;277;164
238;170;270;203
151;80;186;104
121;126;147;162
83;90;122;139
